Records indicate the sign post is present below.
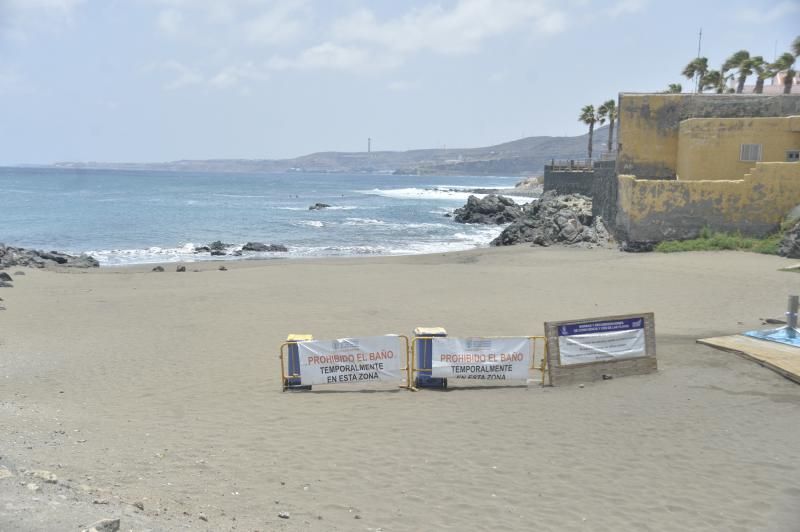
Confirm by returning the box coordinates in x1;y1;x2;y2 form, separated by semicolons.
545;313;656;386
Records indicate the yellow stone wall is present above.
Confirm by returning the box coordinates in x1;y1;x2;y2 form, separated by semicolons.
676;117;800;181
616;94;684;179
616;162;800;241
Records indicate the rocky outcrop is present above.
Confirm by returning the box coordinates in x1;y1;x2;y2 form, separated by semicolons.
242;242;288;252
779;221;800;258
0;244;99;270
308;203;331;210
196;241;289;256
453;195;523;224
491;191;610;248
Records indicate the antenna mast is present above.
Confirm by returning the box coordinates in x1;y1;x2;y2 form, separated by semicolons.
695;28;703;93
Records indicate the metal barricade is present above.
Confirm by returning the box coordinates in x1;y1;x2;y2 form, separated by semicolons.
409;335;549;389
279;335;413;391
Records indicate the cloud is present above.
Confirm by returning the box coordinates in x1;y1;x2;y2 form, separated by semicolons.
387;80;422;92
0;0;86;41
156;8;183;36
147;60;204;90
332;0;566;56
209;61;269;89
735;1;800;23
150;0;309;44
243;1;309;44
268;42;380;71
607;0;647;18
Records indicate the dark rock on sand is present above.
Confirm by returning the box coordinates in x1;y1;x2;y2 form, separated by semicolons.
779;221;800;259
176;265;186;272
0;272;11;282
619;241;656;253
81;518;120;532
491;191;609;248
308;203;331;210
151;266;165;272
454;195;523;225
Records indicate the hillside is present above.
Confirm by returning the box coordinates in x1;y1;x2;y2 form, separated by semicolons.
54;125;615;176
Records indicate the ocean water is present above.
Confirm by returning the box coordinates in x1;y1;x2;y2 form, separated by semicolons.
0;167;533;266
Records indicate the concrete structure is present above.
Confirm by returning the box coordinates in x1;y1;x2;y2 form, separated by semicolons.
543;160;615;196
611;93;800;246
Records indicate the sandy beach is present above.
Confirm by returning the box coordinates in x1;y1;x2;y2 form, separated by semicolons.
1;246;799;531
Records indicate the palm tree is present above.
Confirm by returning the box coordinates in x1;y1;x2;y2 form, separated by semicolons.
723;50;752;93
598;99;617;154
773;52;796;94
682;57;708;93
665;83;682;93
579;104;604;160
700;69;726;93
749;56;771;94
722;50;749;92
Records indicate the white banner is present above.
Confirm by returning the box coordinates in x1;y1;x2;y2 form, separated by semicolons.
298;336;404;386
557;318;646;365
431;337;531;381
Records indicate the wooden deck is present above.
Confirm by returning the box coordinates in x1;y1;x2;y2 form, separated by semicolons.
697;334;800;384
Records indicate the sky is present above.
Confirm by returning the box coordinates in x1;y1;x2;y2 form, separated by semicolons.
0;0;797;164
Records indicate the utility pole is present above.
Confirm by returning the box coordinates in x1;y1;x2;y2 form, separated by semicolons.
367;137;371;153
695;28;703;93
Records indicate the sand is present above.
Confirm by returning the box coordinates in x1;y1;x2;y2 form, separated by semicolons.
1;246;799;531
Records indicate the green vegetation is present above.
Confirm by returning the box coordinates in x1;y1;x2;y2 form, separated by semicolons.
673;35;799;94
655;228;782;254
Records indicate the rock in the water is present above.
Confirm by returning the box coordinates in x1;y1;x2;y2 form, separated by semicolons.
308;203;331;210
242;242;289;252
81;518;120;532
151;266;165;272
210;250;226;256
208;240;228;251
0;272;12;282
779;221;800;259
453;195;523;224
242;242;269;252
176;265;186;272
491;191;608;248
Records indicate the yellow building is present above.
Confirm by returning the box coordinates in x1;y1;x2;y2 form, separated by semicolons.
609;93;800;245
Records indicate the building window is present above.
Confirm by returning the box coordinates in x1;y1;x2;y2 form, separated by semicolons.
740;144;763;162
788;150;800;162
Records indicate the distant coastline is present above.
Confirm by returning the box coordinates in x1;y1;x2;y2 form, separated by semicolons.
44;125;611;177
